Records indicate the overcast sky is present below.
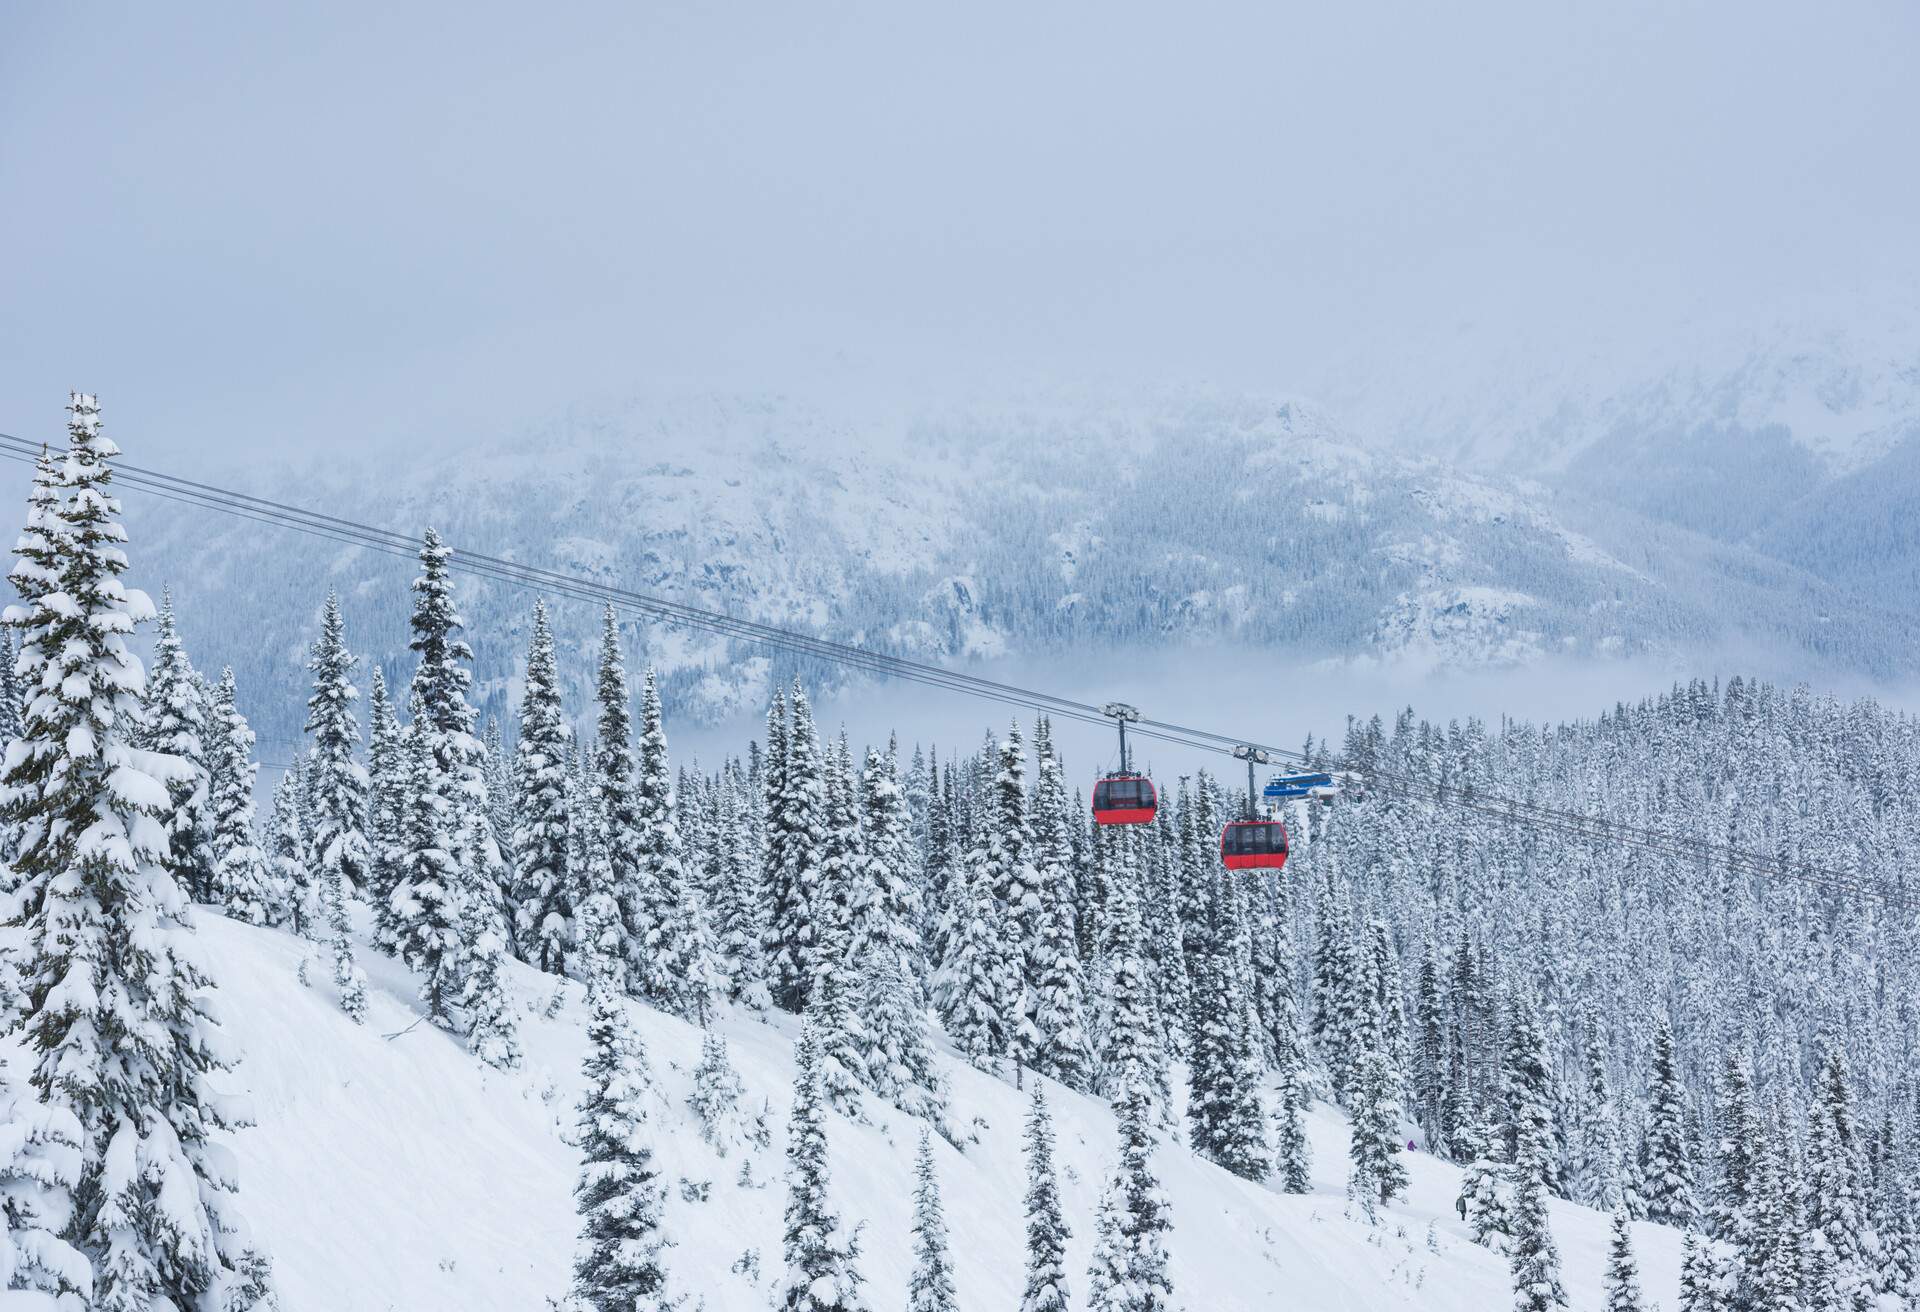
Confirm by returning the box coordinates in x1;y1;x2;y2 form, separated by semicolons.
2;1;1915;466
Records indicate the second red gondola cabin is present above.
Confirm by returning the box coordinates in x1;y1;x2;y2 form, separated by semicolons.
1092;773;1158;825
1220;818;1289;870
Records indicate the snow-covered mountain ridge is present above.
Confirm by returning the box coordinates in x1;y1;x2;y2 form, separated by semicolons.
116;386;1920;746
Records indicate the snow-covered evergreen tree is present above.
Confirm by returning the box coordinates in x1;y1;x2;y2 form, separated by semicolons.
1508;1141;1569;1311
767;681;828;1013
1459;1108;1513;1247
365;664;407;952
407;527;508;945
1187;861;1270;1181
1676;1233;1722;1312
631;665;718;1022
456;802;523;1069
906;1130;957;1312
806;942;867;1121
593;606;646;990
1095;829;1169;1117
136;587;215;903
1709;1047;1757;1243
1801;1040;1874;1312
393;698;462;1026
982;723;1039;1065
848;743;917;986
1088;1070;1174;1312
512;599;577;975
1505;987;1567;1310
1503;990;1559;1197
1347;1037;1409;1218
568;972;670;1312
939;843;1008;1075
206;666;278;922
1640;1019;1698;1229
322;829;369;1024
1020;1083;1071;1312
1575;1030;1628;1213
1;393;275;1309
1602;1211;1645;1312
303;591;370;899
482;717;518;889
687;1030;745;1148
264;769;316;938
1272;1059;1313;1194
0;1062;89;1303
1025;718;1093;1091
857;946;943;1120
781;1009;869;1312
712;759;771;1010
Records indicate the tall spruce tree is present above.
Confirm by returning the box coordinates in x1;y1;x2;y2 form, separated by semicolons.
907;1131;958;1312
1576;1030;1628;1213
712;759;771;1010
1187;862;1270;1181
1507;992;1567;1311
1347;1037;1410;1217
1602;1211;1646;1312
593;606;647;988
781;1010;869;1312
1709;1048;1758;1242
1504;992;1560;1197
1026;718;1093;1090
456;801;523;1070
1020;1083;1071;1312
365;664;407;952
394;700;462;1026
984;724;1040;1064
631;665;717;1021
304;591;370;898
137;588;215;902
1272;1058;1313;1193
1096;828;1169;1117
512;600;576;975
408;527;510;952
1508;1144;1569;1311
1;393;274;1309
1459;1107;1513;1247
264;769;316;938
1676;1233;1721;1312
206;667;278;923
1641;1019;1698;1229
1801;1041;1874;1311
1088;1070;1174;1312
939;842;1008;1075
857;947;943;1120
568;971;671;1312
767;681;828;1013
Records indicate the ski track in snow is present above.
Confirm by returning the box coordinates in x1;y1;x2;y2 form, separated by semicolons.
199;912;1687;1310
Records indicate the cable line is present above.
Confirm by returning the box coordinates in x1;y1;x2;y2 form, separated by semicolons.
0;429;1904;910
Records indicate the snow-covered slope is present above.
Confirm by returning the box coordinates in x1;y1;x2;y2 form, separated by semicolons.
207;911;1684;1311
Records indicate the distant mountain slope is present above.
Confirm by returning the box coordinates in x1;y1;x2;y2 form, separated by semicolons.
114;389;1919;747
1317;293;1920;618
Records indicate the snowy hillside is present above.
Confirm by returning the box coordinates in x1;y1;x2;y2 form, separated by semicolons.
96;386;1920;753
207;911;1684;1311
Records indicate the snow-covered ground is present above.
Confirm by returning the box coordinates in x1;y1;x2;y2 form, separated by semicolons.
205;912;1687;1310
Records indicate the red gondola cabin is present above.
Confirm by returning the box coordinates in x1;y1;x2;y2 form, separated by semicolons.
1092;774;1158;825
1220;819;1289;870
